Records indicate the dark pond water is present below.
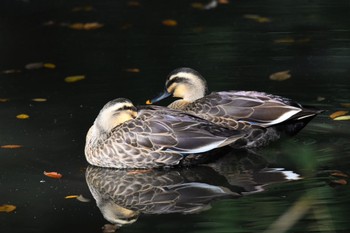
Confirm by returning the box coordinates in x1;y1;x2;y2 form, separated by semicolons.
1;0;350;232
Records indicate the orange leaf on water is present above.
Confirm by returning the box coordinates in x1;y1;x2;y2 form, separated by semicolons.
65;195;79;199
329;111;348;119
162;19;178;27
44;171;62;179
146;100;152;105
269;70;291;81
0;204;16;213
1;144;22;149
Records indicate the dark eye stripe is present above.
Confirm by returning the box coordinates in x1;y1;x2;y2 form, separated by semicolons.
119;106;137;111
166;76;190;89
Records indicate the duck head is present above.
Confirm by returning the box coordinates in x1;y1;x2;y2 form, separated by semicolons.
147;67;208;104
95;98;138;134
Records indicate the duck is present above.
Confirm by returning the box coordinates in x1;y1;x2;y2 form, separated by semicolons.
146;67;323;143
84;98;259;169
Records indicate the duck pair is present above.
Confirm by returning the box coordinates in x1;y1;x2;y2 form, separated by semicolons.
85;68;322;169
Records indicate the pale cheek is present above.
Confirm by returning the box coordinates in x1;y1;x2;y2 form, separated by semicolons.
173;85;187;98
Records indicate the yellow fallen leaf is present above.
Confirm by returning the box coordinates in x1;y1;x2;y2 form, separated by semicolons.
146;100;152;105
125;68;140;73
0;204;16;213
0;98;9;102
32;98;47;102
269;70;291;81
329;111;348;119
333;115;350;121
43;63;56;69
1;144;22;149
16;114;30;119
65;195;79;199
162;19;178;27
64;75;85;83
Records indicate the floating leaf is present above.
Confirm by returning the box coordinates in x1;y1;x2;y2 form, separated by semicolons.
269;70;291;81
218;0;230;4
1;69;21;74
44;171;62;179
1;144;22;149
331;172;349;178
162;19;178;27
68;22;104;30
43;63;56;69
317;96;325;101
72;5;94;12
340;103;350;108
146;100;152;105
191;2;204;10
76;195;91;202
330;179;347;185
64;75;85;83
65;195;79;199
0;98;9;102
0;204;16;213
125;68;140;73
333;115;350;121
16;114;30;119
25;62;44;70
32;98;47;102
127;1;141;7
329;111;348;119
243;14;271;23
274;37;295;44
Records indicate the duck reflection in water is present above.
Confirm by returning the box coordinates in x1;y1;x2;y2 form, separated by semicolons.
85;151;300;231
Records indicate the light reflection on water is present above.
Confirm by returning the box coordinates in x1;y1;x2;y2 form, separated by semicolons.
1;0;350;232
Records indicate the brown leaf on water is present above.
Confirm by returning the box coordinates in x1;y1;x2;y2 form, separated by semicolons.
329;111;348;119
125;68;140;73
0;204;16;213
44;171;62;179
16;114;30;119
68;22;104;30
64;75;85;83
72;5;94;12
25;62;44;70
1;144;22;149
128;1;141;7
269;70;291;81
0;98;9;102
243;14;271;23
102;224;119;233
32;98;47;102
1;69;21;74
331;172;349;178
330;179;347;185
340;103;350;108
218;0;230;4
333;115;350;121
162;19;178;27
